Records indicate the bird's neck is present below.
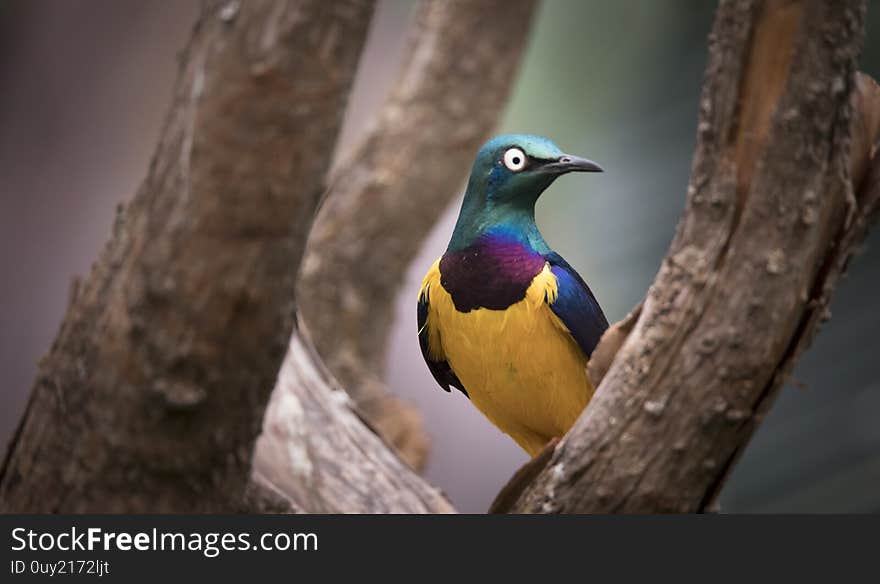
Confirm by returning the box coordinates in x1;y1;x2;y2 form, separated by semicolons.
447;198;550;255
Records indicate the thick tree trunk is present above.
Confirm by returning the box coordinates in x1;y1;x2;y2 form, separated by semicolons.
511;0;877;513
0;0;375;512
296;0;538;469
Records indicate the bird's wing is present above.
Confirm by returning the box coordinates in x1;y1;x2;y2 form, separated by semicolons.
544;252;609;359
418;262;468;398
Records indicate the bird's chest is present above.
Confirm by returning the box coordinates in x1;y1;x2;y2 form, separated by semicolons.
430;257;590;443
439;240;547;312
434;241;563;389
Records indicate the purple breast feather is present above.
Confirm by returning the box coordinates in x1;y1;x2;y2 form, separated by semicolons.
439;234;546;312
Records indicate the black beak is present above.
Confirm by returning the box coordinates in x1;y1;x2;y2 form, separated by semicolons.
545;154;604;174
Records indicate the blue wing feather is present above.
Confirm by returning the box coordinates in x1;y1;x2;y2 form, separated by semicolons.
418;287;468;398
544;252;609;358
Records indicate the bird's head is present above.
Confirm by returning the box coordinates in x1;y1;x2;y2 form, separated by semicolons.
448;134;602;251
465;134;602;210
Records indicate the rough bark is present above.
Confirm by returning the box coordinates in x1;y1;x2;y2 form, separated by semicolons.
512;0;877;513
0;0;375;512
253;330;454;513
296;0;539;469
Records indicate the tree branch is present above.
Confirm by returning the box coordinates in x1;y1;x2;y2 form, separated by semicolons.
296;0;539;469
511;0;875;513
0;0;375;512
253;329;453;513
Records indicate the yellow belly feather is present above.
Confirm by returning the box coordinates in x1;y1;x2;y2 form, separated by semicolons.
421;259;594;456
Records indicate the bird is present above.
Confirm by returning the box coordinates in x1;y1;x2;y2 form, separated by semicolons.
417;134;609;457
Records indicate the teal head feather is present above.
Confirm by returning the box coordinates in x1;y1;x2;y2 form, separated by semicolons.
447;134;602;253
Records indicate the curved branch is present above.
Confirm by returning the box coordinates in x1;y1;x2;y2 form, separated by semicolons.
254;329;453;513
296;0;539;468
0;0;375;512
512;0;873;513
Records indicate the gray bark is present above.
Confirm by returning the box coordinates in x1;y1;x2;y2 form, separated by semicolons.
253;331;453;513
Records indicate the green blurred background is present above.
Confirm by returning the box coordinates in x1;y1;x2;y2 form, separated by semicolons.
1;0;878;512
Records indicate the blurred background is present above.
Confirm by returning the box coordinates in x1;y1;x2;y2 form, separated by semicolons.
1;0;878;512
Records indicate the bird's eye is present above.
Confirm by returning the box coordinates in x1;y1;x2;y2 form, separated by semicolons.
503;147;527;172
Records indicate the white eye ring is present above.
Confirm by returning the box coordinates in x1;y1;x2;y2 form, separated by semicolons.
503;147;527;172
